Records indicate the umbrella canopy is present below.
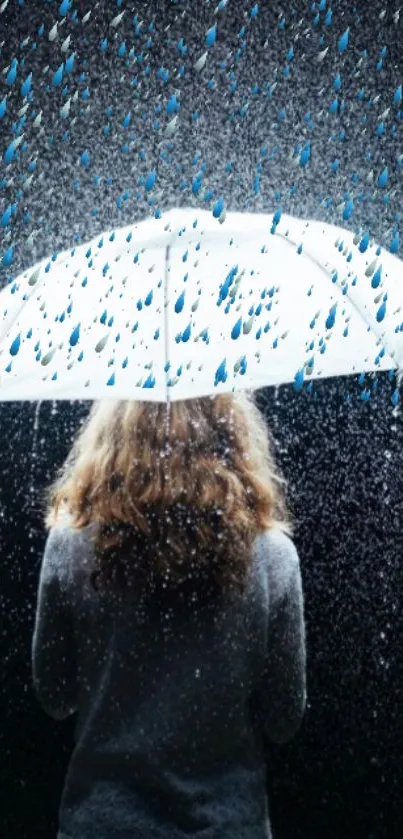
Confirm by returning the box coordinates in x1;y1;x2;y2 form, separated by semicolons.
0;207;402;402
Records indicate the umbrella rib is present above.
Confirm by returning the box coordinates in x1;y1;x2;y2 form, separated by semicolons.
275;229;397;371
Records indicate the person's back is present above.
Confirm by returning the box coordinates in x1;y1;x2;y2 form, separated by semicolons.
32;393;307;839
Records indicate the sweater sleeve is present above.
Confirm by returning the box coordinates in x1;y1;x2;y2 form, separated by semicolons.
32;527;78;721
255;531;307;745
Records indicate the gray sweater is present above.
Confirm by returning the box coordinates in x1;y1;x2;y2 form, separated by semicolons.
32;524;306;839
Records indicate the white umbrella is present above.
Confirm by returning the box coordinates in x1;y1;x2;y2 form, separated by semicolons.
0;207;402;402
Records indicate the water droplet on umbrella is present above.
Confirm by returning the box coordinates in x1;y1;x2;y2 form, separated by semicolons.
41;347;57;366
10;334;21;356
359;232;370;253
365;258;377;278
231;317;242;340
69;323;80;347
143;372;156;389
215;359;227;386
326;304;337;330
175;290;185;313
95;333;110;353
376;299;387;322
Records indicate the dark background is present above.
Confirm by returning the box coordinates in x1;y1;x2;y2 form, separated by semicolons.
1;1;403;837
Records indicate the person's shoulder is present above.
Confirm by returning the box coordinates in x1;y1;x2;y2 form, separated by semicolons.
44;518;97;572
254;527;300;605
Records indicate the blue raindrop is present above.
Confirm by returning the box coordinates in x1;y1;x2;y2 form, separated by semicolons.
3;140;19;165
326;304;337;330
69;323;80;346
215;359;228;386
391;389;400;406
378;167;388;188
1;205;12;227
64;52;75;74
145;170;156;191
338;28;349;54
107;372;115;386
390;231;399;254
393;85;402;107
376;299;387;322
0;97;7;119
213;197;225;218
231;317;242;340
20;73;32;97
145;290;153;306
182;322;191;342
293;368;305;391
299;142;311;166
359;232;370;253
166;94;180;114
52;63;64;86
371;265;382;288
206;25;217;47
343;199;354;220
10;334;21;356
218;265;238;303
333;73;342;91
175;290;185;313
2;245;14;266
240;356;247;375
80;150;90;167
59;0;71;14
6;61;18;86
143;373;156;389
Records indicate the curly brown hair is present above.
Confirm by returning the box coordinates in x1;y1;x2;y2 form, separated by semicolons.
44;391;292;597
